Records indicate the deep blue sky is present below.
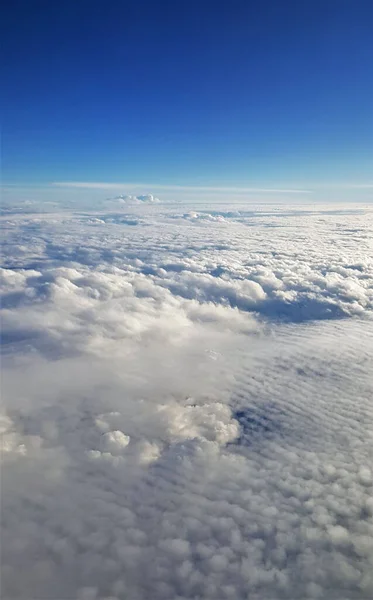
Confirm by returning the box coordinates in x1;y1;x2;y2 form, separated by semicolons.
2;0;373;197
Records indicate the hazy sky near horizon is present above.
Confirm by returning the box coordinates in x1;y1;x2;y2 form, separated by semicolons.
2;0;372;203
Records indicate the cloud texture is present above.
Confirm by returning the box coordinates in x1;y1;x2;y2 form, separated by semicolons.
1;202;373;599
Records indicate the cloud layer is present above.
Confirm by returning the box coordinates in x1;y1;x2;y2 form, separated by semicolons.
1;202;373;599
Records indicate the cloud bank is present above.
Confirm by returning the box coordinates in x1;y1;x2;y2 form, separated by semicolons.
1;202;373;599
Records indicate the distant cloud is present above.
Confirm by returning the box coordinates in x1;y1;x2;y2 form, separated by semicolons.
53;181;313;194
311;182;373;191
106;194;160;205
340;183;373;189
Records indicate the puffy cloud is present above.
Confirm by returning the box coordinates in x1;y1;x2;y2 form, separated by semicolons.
106;194;160;207
1;202;373;599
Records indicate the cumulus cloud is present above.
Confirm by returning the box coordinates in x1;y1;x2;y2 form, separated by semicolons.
105;194;160;207
1;202;373;599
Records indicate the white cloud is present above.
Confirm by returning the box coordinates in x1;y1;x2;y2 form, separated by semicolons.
53;181;313;194
1;202;373;599
106;194;160;205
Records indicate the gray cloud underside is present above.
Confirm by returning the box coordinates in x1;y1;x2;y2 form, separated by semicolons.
1;203;373;599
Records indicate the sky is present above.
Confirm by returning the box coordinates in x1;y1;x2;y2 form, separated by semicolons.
1;0;373;202
2;4;373;598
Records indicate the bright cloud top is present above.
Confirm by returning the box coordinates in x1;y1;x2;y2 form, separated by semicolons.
107;194;160;204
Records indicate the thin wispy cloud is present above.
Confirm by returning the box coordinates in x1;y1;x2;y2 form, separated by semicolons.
338;183;373;189
53;181;314;194
310;182;373;190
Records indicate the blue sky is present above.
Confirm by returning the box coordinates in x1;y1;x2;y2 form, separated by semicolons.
2;0;372;201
